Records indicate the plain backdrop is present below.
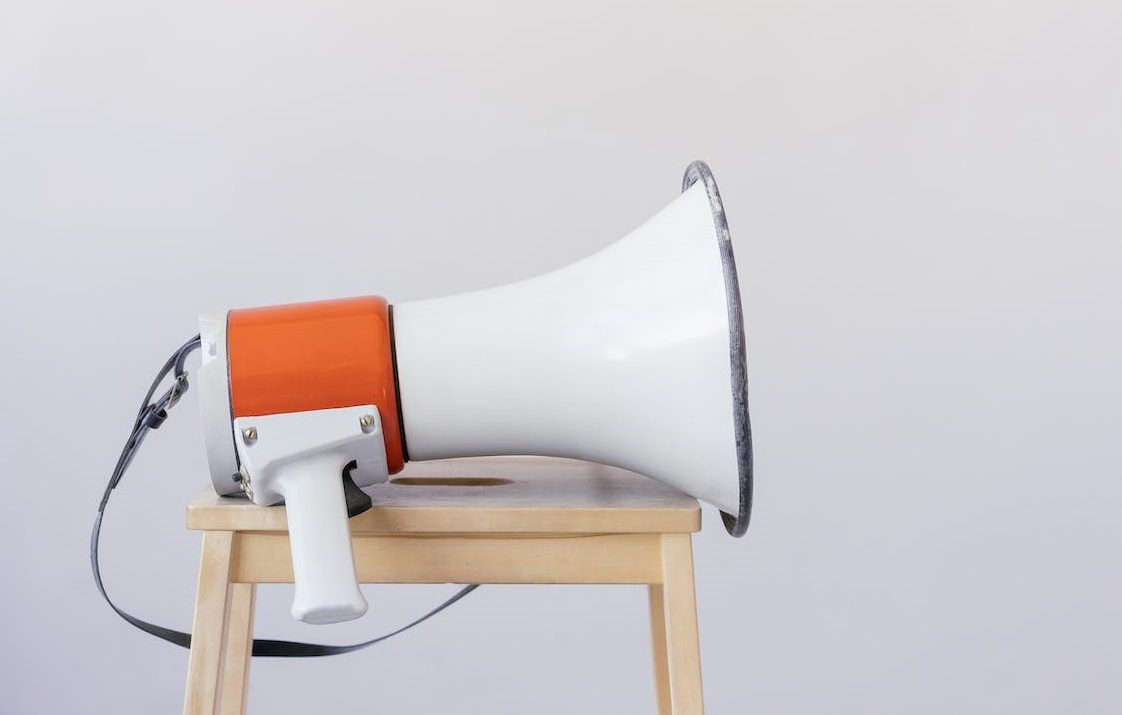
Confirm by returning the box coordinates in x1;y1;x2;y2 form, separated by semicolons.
2;1;1120;712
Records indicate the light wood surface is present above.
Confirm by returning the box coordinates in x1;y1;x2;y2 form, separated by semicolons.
657;534;706;714
217;584;255;715
187;457;700;534
183;531;235;715
182;457;706;714
649;584;673;715
231;532;665;584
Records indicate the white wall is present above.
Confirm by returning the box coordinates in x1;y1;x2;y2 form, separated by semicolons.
1;1;1119;712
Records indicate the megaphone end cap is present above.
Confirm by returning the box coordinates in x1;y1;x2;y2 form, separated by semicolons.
682;161;754;539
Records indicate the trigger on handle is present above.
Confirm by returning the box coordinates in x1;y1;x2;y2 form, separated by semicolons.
342;463;373;518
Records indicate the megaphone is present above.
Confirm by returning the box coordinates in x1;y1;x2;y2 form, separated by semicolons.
195;161;752;625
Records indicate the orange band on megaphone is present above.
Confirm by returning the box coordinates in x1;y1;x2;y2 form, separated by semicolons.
227;295;404;473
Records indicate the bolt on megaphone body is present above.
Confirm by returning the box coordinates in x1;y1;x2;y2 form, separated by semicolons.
194;161;753;625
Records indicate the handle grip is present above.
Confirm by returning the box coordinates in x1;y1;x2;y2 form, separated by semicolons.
276;457;369;625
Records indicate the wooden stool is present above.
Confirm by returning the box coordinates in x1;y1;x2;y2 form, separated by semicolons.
183;457;705;714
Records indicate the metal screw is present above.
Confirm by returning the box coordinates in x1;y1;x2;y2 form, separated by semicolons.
359;414;376;433
242;426;258;445
234;469;254;499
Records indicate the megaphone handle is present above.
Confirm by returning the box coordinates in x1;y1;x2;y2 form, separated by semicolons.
276;457;369;625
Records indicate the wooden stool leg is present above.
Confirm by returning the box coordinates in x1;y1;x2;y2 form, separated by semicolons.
648;584;673;715
184;531;236;715
656;534;705;715
218;583;256;715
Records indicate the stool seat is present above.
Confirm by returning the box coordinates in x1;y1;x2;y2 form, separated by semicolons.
188;456;700;534
182;457;708;715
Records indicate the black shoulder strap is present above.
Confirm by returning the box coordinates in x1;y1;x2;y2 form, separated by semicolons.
92;334;477;657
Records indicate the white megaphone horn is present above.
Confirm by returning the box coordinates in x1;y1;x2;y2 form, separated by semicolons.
196;161;753;625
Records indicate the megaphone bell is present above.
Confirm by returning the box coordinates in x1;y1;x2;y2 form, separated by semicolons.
195;161;753;624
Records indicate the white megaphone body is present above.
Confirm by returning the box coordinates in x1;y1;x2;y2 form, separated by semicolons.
196;161;752;625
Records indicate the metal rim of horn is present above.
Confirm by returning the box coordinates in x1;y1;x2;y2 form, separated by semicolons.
682;161;753;538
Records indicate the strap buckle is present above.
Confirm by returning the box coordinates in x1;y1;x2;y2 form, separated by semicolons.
166;373;189;409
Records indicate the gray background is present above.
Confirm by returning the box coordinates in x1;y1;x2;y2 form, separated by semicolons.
1;1;1119;712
